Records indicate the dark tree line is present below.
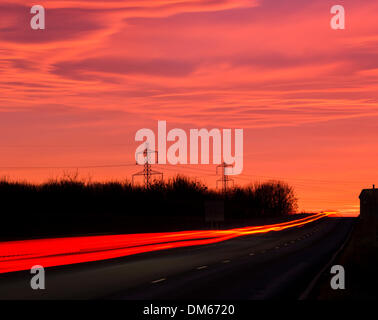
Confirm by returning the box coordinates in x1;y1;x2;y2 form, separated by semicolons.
0;175;297;240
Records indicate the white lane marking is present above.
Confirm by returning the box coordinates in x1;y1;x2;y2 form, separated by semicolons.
151;278;166;284
249;252;255;256
222;260;231;263
197;265;208;270
275;246;280;249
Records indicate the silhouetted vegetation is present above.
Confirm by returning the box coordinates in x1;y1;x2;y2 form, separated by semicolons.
0;174;297;240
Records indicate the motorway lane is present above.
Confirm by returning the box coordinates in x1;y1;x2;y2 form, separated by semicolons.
0;217;354;300
0;213;328;274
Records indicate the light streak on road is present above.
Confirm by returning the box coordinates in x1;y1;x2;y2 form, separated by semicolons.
0;212;334;274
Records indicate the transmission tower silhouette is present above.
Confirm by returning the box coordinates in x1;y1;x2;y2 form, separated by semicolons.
216;162;234;193
132;144;163;189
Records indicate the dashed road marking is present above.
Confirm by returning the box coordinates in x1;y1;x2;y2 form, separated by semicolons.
151;278;166;284
197;265;208;270
249;253;255;256
222;260;231;263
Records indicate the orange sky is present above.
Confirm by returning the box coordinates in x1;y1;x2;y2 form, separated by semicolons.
2;0;378;216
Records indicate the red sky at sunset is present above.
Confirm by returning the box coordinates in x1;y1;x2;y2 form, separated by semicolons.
1;0;378;216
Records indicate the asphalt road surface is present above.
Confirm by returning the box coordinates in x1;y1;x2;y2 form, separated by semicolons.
0;217;354;300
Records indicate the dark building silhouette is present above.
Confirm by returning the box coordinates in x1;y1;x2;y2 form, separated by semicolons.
359;185;378;247
360;185;378;217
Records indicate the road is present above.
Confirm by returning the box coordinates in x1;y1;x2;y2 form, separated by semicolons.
0;217;354;300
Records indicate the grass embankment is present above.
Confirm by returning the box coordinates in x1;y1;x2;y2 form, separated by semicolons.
311;216;378;300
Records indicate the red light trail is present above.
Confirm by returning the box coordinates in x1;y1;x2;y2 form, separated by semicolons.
0;212;333;274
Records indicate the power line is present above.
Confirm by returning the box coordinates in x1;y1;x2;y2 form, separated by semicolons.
154;165;214;178
0;143;133;148
0;161;372;190
147;164;369;186
238;173;365;185
155;164;216;176
153;165;369;194
0;163;135;170
159;163;216;174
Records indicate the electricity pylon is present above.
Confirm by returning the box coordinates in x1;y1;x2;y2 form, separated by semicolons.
132;144;163;189
216;162;234;193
